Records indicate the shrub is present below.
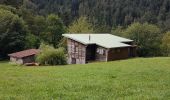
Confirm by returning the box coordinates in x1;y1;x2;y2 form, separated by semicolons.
162;31;170;56
36;44;67;65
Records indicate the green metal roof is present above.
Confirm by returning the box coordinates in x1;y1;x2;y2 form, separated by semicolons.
62;33;133;48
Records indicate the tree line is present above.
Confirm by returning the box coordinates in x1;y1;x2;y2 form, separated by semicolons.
26;0;170;31
1;0;169;30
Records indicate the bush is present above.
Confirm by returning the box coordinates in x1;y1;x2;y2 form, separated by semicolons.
36;44;67;65
162;31;170;56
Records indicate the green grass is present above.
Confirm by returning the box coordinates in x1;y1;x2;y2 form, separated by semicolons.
0;58;170;100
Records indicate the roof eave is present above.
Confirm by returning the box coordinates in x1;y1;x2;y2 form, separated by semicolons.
8;54;37;59
108;46;132;49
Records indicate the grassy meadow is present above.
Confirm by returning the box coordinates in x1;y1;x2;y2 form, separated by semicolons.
0;58;170;100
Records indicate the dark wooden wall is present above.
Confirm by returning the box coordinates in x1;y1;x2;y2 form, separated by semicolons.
107;47;129;61
23;55;35;64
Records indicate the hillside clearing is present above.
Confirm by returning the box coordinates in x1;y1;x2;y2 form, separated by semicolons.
0;58;170;100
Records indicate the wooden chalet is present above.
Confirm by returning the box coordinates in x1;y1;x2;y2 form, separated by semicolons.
63;33;137;64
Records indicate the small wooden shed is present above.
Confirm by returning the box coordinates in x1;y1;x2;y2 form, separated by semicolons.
8;49;40;64
63;33;137;64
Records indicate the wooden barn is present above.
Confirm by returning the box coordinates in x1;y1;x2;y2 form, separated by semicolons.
8;49;40;65
63;33;137;64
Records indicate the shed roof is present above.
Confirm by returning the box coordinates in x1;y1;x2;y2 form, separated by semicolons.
63;33;133;48
8;49;40;58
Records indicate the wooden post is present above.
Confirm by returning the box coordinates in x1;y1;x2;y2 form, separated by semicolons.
106;49;109;62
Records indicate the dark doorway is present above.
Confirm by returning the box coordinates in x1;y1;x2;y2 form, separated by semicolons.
86;44;97;62
72;58;76;64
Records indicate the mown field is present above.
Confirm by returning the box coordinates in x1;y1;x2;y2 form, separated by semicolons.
0;58;170;100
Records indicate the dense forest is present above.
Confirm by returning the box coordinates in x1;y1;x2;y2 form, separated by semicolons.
27;0;170;30
1;0;170;29
0;0;170;62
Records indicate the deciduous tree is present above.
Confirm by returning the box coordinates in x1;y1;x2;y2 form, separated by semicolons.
124;23;161;56
0;9;27;58
43;14;66;48
68;17;93;33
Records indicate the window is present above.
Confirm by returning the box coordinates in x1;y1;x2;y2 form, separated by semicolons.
97;48;105;55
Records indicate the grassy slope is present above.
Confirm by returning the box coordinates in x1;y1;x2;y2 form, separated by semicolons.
0;58;170;100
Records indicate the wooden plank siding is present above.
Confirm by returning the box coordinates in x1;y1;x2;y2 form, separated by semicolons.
67;39;86;64
22;56;36;64
67;39;108;64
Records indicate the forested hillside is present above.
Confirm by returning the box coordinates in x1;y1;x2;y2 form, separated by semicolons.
26;0;170;30
1;0;170;29
0;0;170;60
